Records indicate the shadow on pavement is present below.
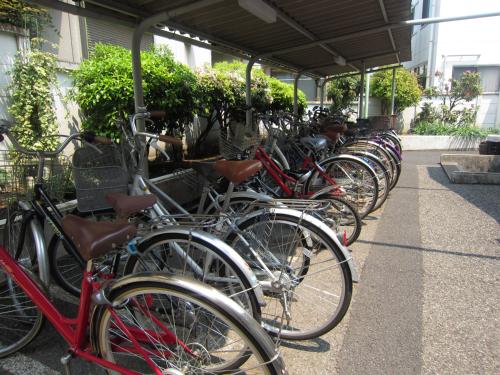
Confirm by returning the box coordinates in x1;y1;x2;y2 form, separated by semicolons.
357;239;500;261
426;165;500;224
279;337;330;353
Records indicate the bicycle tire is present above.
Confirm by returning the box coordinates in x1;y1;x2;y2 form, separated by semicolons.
226;209;353;340
0;204;44;357
123;230;261;320
347;151;390;211
312;194;362;246
91;276;285;374
220;195;361;246
305;155;379;219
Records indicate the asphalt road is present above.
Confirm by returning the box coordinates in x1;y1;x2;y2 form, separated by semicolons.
1;151;499;374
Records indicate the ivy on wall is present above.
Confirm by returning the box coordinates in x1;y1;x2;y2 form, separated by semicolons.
8;48;60;151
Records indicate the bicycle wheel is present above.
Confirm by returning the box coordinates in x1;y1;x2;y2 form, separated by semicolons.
0;204;44;357
92;276;285;374
347;151;390;211
312;194;362;246
124;230;261;320
305;156;379;219
221;195;361;246
226;209;353;340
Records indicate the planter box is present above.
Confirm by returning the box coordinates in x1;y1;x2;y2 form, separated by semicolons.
401;135;482;151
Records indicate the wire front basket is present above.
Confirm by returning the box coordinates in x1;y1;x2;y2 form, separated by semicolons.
0;150;73;212
219;126;261;160
72;144;128;212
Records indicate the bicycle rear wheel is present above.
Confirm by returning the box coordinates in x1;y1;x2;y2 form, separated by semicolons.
0;204;44;357
92;276;285;374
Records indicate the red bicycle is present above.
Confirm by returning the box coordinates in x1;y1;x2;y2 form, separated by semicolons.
0;215;284;374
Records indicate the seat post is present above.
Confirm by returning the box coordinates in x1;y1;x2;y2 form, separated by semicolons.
221;182;235;213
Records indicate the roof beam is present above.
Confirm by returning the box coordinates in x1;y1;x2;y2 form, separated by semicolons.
262;11;500;58
377;0;400;64
305;50;398;73
265;1;357;70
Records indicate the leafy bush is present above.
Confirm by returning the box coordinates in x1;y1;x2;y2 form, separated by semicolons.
412;121;499;137
326;76;360;115
371;68;422;114
71;44;198;138
8;48;59;151
268;77;307;115
211;60;307;116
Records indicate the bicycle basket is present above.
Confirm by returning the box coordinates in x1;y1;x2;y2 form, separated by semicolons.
72;144;128;212
0;150;73;210
219;126;261;160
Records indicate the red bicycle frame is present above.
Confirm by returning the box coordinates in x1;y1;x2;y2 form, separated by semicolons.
255;145;342;198
0;245;189;375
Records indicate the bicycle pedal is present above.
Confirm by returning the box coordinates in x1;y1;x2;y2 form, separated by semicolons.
60;353;73;375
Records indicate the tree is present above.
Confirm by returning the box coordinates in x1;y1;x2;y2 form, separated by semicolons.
371;68;422;114
420;70;482;125
326;76;360;115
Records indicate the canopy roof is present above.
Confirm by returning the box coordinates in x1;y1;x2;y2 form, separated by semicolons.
55;0;412;78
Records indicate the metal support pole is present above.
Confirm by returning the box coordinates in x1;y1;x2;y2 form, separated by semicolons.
293;72;302;116
320;79;326;109
359;61;365;118
390;67;397;115
364;72;370;118
246;57;257;128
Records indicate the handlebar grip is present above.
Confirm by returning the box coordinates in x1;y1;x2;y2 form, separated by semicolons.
93;135;113;145
149;110;167;119
158;134;183;146
82;131;113;145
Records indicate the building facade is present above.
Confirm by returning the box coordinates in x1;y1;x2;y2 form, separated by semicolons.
404;0;500;128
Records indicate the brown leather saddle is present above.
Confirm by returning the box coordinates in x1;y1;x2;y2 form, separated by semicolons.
106;192;157;219
182;159;262;185
62;215;137;261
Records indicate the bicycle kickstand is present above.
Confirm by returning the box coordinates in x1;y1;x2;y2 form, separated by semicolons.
60;353;73;375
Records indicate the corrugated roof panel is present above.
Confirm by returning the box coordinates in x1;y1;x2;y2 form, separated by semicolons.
81;0;413;76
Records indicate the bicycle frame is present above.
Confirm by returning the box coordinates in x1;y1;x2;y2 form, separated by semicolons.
255;145;342;198
0;245;182;375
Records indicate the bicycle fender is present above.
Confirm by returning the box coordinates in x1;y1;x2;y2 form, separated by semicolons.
90;274;266;353
233;207;359;283
137;227;265;306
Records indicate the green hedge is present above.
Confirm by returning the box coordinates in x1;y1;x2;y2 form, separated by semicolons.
412;122;500;137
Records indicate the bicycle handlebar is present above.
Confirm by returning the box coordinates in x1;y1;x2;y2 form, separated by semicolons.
0;121;83;157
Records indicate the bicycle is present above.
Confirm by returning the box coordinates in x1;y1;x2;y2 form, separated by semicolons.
0;120;264;325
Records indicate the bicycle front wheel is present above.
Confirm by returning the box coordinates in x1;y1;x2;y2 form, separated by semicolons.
226;209;353;340
92;276;285;374
124;230;261;320
0;204;44;357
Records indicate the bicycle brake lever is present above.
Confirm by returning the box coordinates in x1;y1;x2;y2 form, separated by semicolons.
150;138;170;161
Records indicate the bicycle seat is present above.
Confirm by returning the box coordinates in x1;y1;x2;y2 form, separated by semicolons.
106;192;157;218
214;160;262;184
300;136;328;152
62;215;137;261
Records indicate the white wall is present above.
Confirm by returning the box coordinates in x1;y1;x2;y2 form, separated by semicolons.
435;0;500;79
154;35;211;69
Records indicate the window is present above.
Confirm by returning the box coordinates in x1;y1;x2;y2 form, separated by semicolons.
452;65;500;93
422;0;430;19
